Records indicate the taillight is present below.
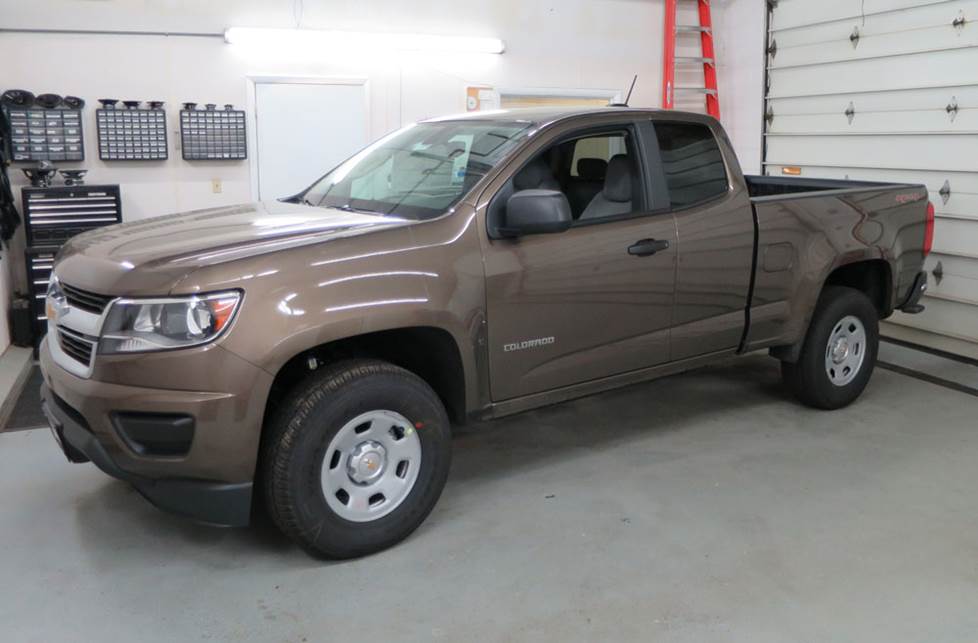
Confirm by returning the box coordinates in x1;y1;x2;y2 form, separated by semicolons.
923;201;935;257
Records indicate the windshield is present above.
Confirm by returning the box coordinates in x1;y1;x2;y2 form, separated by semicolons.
299;120;534;220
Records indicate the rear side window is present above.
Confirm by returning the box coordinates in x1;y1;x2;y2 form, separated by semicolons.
652;121;728;208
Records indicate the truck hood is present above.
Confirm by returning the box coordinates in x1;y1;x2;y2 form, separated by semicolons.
55;201;413;294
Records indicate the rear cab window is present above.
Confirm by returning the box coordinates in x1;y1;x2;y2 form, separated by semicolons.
651;121;729;208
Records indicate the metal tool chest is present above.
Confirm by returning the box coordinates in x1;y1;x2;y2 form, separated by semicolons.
22;185;122;344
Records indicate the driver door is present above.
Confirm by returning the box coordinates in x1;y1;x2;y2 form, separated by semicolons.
481;119;677;401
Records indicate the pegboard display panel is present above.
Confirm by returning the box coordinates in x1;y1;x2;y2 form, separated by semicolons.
96;108;168;160
5;106;84;162
179;109;247;160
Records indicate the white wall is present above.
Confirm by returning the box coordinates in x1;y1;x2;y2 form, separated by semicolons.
1;0;668;220
0;0;669;345
0;0;766;347
713;0;766;174
0;0;772;216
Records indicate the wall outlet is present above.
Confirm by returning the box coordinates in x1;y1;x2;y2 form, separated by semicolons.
211;179;223;194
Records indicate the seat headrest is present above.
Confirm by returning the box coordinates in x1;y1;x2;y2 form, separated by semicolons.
603;155;631;202
576;157;608;181
514;158;556;191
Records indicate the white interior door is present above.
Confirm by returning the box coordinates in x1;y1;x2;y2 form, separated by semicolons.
255;81;367;201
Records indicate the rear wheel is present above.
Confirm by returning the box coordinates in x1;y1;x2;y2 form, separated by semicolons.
262;359;452;559
781;286;879;409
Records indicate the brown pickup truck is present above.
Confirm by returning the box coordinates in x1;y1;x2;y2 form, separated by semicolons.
40;107;932;558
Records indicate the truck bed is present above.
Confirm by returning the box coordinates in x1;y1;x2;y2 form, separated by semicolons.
745;175;912;199
742;173;930;354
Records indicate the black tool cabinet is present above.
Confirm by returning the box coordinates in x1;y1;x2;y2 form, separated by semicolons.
22;185;122;344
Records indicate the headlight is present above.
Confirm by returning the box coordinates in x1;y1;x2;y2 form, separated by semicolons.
46;275;65;320
99;291;242;354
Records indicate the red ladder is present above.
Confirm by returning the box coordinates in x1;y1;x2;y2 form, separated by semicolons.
662;0;720;119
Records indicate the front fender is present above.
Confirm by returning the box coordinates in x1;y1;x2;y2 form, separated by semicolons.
171;205;489;415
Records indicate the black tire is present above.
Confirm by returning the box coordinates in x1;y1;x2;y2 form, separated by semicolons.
261;359;452;559
781;286;879;410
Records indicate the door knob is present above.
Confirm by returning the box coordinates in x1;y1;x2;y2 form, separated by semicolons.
627;238;670;256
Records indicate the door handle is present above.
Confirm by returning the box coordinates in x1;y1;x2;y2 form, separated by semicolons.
627;238;670;257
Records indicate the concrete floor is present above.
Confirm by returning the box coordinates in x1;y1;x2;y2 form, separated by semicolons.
2;355;977;642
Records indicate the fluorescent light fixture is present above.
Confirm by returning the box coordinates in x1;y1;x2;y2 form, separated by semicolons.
224;27;505;55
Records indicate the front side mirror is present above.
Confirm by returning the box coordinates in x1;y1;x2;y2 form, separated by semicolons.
499;189;573;238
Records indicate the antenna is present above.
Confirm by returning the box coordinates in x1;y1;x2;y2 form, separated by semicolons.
610;75;638;107
624;75;637;106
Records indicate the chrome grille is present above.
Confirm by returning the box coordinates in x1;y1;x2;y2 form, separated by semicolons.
58;325;96;366
62;283;114;315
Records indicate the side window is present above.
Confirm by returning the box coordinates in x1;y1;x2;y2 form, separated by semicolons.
569;134;626;177
517;130;642;221
488;126;647;237
570;132;641;221
652;121;728;208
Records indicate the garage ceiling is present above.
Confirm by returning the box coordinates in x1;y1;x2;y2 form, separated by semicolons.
763;0;978;357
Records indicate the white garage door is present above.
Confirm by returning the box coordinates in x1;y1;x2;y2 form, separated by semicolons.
763;0;978;357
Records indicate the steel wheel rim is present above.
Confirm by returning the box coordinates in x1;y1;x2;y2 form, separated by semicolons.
824;315;867;387
322;410;422;523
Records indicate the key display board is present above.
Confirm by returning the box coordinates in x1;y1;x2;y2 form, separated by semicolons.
4;106;84;162
179;108;247;160
96;108;168;160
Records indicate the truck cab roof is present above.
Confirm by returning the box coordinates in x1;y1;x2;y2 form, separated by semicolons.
422;105;703;128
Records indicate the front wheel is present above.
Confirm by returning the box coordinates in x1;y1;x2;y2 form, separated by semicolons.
781;286;880;409
262;359;452;559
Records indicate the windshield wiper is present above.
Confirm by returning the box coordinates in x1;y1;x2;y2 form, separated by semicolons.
409;149;459;162
336;203;384;216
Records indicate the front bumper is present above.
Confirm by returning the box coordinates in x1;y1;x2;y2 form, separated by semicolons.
42;383;251;526
39;336;274;527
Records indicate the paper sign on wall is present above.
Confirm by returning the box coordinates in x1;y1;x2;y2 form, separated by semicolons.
466;86;499;112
